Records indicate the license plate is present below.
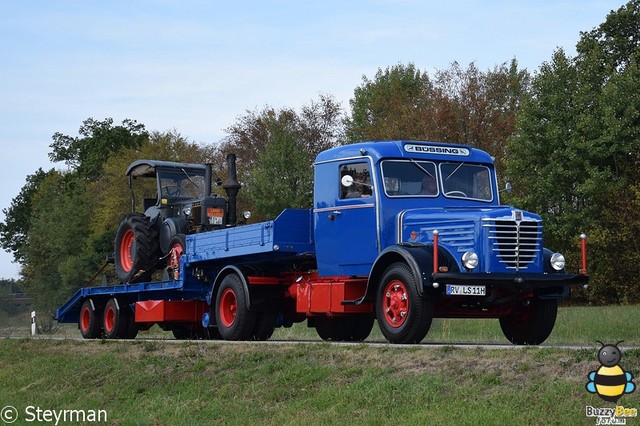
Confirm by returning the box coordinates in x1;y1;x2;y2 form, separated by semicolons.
446;284;486;296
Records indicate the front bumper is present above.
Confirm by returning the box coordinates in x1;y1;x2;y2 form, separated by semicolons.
431;271;588;291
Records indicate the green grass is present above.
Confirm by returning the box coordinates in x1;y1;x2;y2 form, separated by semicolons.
0;339;638;425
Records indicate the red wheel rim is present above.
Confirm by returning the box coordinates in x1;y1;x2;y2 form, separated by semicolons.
219;288;237;328
382;279;409;328
120;229;135;272
80;307;91;332
169;242;183;269
104;305;116;333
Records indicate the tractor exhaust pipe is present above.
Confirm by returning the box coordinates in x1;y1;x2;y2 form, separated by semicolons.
222;153;241;226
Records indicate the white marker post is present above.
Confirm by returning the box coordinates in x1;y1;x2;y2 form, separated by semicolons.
31;311;37;336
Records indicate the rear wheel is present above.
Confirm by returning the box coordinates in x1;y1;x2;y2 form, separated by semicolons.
114;214;159;283
79;299;102;339
253;312;278;341
103;298;131;339
215;274;256;340
376;263;433;344
314;315;374;342
499;299;558;345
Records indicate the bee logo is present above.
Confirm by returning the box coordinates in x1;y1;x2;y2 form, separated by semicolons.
586;341;636;403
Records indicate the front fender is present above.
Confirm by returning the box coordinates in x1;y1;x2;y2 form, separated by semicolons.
356;244;458;304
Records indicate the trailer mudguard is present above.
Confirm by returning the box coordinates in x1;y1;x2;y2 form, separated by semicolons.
356;244;458;304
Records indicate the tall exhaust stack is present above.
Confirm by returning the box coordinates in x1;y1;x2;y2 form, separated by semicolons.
222;153;241;226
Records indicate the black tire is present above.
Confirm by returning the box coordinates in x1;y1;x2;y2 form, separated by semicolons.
315;315;374;342
114;214;159;283
123;306;138;339
253;312;278;341
79;299;102;339
376;262;433;344
172;324;222;340
103;298;129;339
172;326;192;340
499;299;558;345
215;274;256;340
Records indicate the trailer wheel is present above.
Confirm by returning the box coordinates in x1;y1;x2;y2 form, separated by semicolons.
315;314;374;342
79;299;102;339
114;214;159;283
215;274;256;340
253;312;277;341
103;298;130;339
499;299;558;345
376;262;433;344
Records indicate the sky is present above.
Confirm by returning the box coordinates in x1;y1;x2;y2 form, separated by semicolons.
0;0;623;280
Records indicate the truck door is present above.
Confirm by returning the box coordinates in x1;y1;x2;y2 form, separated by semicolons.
314;161;378;277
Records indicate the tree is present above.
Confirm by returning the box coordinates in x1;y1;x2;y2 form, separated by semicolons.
0;168;54;264
344;61;530;167
246;117;314;219
220;94;344;219
49;117;147;181
505;1;640;304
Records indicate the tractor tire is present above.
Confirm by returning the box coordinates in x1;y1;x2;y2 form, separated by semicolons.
79;299;102;339
215;273;256;341
499;299;558;345
376;262;433;344
114;214;159;283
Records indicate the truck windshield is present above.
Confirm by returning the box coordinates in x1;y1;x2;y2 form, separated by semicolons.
158;169;206;199
381;160;438;197
440;163;493;201
381;160;493;201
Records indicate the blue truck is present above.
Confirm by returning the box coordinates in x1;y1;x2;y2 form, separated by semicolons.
55;140;589;344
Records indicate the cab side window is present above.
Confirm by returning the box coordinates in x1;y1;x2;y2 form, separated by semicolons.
340;163;372;199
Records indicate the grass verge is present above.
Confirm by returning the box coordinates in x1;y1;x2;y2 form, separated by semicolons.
0;339;638;425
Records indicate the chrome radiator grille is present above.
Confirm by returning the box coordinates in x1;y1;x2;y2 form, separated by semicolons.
483;219;542;270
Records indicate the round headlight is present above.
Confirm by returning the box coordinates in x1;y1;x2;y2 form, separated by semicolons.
182;206;192;216
462;251;479;270
550;252;565;271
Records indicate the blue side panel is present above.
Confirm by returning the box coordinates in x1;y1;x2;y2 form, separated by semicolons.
185;209;314;264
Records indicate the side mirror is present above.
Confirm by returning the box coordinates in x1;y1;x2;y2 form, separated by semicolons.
503;182;512;194
341;175;354;187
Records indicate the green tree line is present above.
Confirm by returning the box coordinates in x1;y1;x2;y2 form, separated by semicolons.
1;1;638;313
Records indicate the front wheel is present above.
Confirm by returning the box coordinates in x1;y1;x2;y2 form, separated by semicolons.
499;299;558;345
376;262;433;344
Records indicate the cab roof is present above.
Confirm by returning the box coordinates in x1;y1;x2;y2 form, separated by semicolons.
315;141;494;165
125;160;208;178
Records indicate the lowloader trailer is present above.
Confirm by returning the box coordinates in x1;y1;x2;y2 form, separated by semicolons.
55;140;588;344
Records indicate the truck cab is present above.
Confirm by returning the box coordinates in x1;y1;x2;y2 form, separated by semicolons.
313;141;587;344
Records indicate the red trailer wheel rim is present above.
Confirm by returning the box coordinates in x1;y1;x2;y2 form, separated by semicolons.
120;229;135;272
104;305;116;333
80;306;91;332
382;279;409;328
219;288;237;328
